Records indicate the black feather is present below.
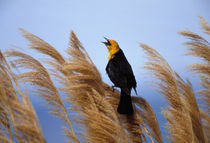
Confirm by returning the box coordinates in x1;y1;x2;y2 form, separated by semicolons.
106;49;137;115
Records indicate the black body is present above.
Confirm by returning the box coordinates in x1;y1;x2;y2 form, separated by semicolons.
106;49;137;114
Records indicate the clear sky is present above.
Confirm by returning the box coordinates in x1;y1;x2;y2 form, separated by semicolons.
1;0;209;142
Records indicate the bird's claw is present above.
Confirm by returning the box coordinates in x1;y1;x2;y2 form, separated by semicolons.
112;86;116;92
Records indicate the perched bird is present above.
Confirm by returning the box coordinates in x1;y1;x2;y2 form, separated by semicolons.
102;37;137;115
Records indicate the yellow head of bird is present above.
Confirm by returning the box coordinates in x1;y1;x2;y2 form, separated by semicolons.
102;37;120;60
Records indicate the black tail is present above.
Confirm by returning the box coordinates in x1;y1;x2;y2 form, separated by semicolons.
117;89;134;115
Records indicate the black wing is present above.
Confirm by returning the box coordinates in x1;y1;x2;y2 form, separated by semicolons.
106;49;136;91
106;59;127;88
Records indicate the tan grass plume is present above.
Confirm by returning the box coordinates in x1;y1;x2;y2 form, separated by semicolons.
179;16;210;142
139;43;195;142
0;51;45;143
4;49;78;142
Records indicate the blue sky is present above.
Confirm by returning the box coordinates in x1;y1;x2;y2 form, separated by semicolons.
1;0;210;142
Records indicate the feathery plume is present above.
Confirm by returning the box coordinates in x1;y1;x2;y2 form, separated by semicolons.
179;17;210;142
199;16;210;34
4;49;77;141
133;96;162;143
139;43;194;142
0;51;45;143
176;73;206;142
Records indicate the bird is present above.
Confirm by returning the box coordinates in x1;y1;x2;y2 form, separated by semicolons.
102;37;137;115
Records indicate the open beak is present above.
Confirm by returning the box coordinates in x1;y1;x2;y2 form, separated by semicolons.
101;37;111;46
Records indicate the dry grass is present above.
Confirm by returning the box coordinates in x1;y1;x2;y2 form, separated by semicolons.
4;49;78;142
139;16;209;143
199;16;210;35
139;42;208;142
133;96;162;143
176;74;206;142
0;16;209;143
140;43;195;142
179;17;210;142
0;51;45;143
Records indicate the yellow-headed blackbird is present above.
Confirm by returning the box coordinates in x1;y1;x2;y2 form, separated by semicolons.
102;38;137;115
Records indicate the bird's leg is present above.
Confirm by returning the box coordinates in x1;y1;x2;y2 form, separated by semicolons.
134;88;138;95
